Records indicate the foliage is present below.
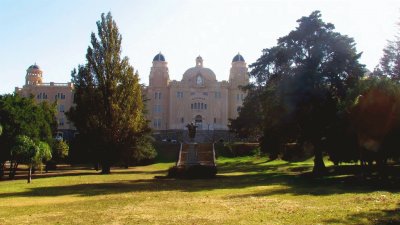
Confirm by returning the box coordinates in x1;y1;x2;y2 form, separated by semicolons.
215;142;260;157
35;141;52;165
11;135;38;164
66;12;155;174
229;85;265;139
51;140;69;162
10;136;52;182
0;94;56;179
167;165;217;179
237;11;365;174
374;21;400;80
349;77;400;160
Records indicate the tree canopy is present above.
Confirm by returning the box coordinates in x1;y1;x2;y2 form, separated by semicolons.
0;94;56;180
374;21;400;80
67;12;155;174
232;11;365;174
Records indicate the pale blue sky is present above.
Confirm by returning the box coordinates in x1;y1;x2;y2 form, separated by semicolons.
1;0;399;94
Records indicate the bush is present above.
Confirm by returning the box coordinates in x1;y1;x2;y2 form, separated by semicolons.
216;142;259;157
51;140;69;162
167;165;217;179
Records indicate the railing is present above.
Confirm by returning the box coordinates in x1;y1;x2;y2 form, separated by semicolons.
212;143;217;166
37;82;73;87
177;143;183;166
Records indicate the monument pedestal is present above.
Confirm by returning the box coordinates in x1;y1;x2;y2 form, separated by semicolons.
168;124;216;178
185;142;200;165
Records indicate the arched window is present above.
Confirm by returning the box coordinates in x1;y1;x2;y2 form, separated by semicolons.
196;75;203;85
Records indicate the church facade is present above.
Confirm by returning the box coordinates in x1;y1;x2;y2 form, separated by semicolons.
145;53;249;131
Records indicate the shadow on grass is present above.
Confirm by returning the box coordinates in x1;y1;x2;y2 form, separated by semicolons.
1;159;399;199
323;203;400;225
0;167;167;182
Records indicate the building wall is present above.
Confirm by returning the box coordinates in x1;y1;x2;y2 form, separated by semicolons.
146;54;249;131
15;66;75;139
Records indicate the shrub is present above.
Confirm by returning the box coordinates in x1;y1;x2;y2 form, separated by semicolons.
167;165;217;179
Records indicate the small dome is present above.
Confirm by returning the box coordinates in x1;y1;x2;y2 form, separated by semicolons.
28;63;41;70
232;53;245;62
153;53;165;62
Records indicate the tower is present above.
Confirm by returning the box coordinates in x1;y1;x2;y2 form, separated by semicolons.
196;55;203;67
148;53;170;130
228;53;249;119
25;63;43;86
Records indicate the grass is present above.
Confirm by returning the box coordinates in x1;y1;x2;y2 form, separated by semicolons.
0;156;399;225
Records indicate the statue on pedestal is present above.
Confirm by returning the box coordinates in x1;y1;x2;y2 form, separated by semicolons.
186;122;197;141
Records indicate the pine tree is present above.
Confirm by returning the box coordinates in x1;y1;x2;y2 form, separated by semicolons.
67;12;155;174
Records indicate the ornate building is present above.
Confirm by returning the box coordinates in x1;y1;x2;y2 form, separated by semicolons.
145;53;249;131
15;64;75;140
15;53;248;141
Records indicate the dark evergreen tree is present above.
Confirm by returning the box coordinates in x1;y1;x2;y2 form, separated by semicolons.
246;11;365;174
67;12;155;174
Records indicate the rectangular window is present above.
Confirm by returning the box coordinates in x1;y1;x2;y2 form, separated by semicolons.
154;105;162;113
181;117;184;123
153;119;162;128
204;104;207;109
59;105;65;112
154;92;162;100
214;118;217;123
215;92;221;98
59;117;64;126
177;91;183;98
203;92;208;96
237;94;240;101
157;119;161;128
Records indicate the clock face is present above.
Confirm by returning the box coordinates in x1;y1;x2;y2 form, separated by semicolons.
196;75;203;85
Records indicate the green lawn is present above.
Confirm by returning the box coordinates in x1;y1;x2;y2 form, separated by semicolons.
0;157;399;225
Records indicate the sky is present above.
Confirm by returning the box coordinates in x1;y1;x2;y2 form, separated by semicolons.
0;0;399;94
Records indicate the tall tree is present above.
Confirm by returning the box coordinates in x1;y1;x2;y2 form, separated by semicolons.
67;12;155;174
375;20;400;80
247;11;365;174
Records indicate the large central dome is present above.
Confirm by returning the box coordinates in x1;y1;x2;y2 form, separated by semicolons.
182;56;216;82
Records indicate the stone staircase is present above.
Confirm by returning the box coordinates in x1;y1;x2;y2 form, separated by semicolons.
177;143;216;167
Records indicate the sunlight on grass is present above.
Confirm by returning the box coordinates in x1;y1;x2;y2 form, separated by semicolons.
0;157;399;225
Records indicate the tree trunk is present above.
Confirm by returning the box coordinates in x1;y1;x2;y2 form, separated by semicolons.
27;166;32;183
0;162;4;179
101;161;111;174
312;144;327;176
9;160;18;179
101;165;110;174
